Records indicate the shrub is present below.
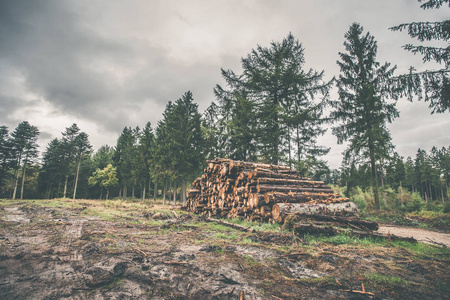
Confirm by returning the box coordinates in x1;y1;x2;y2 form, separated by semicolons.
443;201;450;213
404;192;426;212
351;194;367;211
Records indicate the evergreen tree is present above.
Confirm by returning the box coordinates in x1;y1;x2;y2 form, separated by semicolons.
216;33;330;165
165;92;205;205
0;126;12;196
114;127;137;199
214;88;257;161
10;121;40;199
137;122;154;201
390;0;449;113
330;23;399;209
201;102;228;160
38;138;65;198
92;145;114;170
72;132;92;199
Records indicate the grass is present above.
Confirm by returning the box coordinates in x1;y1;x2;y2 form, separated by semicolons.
243;254;258;266
364;273;409;286
301;232;450;258
215;232;238;240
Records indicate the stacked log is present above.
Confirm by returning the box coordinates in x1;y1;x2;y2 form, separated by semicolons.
186;158;354;223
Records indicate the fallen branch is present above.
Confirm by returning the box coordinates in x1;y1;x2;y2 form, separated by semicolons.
206;217;256;232
219;274;240;285
164;261;189;265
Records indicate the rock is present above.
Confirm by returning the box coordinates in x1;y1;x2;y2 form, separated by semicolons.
113;262;127;276
152;213;169;220
85;267;114;287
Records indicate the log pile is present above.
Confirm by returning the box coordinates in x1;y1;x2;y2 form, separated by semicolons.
186;158;355;223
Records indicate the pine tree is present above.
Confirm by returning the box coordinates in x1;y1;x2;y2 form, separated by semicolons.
10;121;39;199
201;102;228;160
137;122;154;201
389;0;449;113
92;145;114;170
72;132;92;199
165;92;205;205
0;126;12;196
216;33;330;165
114;127;137;199
38;138;64;198
331;23;399;209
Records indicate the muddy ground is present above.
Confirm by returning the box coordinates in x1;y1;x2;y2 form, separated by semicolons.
0;199;449;300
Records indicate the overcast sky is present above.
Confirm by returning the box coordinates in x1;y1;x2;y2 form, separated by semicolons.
1;0;449;169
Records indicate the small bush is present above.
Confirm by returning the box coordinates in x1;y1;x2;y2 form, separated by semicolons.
351;194;367;211
443;201;450;213
404;193;426;212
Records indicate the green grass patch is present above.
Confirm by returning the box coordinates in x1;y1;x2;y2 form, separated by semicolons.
222;218;283;232
302;233;386;246
243;254;258;266
215;232;238;240
302;232;450;257
365;273;409;286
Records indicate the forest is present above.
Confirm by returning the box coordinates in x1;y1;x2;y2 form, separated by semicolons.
1;7;449;215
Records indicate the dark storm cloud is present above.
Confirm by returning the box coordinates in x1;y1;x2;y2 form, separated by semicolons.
1;0;448;167
0;0;133;129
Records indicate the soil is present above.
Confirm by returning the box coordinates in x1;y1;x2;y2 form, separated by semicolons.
0;200;449;300
377;224;450;247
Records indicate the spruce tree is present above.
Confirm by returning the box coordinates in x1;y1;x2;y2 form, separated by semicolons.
390;0;449;113
331;23;399;209
216;33;330;165
10;121;39;199
114;127;137;199
0;126;12;196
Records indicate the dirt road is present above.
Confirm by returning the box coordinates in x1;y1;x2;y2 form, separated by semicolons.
1;200;449;299
378;225;450;247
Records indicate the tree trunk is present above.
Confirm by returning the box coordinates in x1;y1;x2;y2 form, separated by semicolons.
163;178;167;205
399;181;404;205
154;182;158;201
142;186;146;203
182;178;186;206
12;154;23;200
380;163;386;207
12;168;20;200
20;164;27;200
173;180;177;205
100;188;103;200
73;156;81;200
64;175;69;198
369;146;380;210
106;188;109;200
123;184;127;199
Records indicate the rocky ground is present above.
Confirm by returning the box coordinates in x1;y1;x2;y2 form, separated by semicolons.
0;199;449;299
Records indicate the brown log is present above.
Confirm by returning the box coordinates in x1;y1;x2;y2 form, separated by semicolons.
257;185;333;193
257;177;325;186
264;191;343;204
272;202;359;220
285;214;379;231
249;168;308;180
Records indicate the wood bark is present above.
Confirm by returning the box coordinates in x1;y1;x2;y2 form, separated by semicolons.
186;158;371;233
272;202;359;220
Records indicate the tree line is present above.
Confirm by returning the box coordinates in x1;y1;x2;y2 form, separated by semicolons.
1;1;448;207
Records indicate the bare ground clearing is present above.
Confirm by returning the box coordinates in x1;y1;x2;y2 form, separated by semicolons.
377;225;450;247
0;199;449;299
